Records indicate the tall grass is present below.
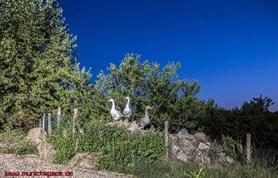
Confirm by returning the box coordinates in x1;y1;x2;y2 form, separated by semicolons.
127;159;277;178
48;120;165;172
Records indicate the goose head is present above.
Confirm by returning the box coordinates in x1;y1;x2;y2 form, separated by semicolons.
109;98;114;102
145;106;153;110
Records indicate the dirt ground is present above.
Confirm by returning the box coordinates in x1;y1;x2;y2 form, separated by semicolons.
0;154;135;178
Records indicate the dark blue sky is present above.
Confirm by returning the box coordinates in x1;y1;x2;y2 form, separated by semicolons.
60;0;278;111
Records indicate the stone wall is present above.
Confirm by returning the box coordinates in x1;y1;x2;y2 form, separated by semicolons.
170;128;235;168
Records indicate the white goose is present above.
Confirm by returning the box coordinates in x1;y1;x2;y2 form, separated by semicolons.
123;96;132;119
138;106;152;129
109;98;122;122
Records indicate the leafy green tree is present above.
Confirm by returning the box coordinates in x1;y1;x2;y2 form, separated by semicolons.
96;54;206;132
240;96;277;147
202;96;278;148
0;0;90;130
241;95;274;114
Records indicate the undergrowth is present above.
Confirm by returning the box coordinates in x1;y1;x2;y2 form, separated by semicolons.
48;120;165;172
0;129;37;155
127;159;277;178
47;120;277;177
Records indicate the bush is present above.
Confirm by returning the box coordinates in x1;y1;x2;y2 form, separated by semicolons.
96;54;206;132
48;120;165;172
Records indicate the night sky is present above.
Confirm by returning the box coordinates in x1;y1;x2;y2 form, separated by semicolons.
60;0;278;111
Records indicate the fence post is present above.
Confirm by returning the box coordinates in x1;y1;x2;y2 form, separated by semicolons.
57;107;61;128
48;113;52;134
73;108;78;134
165;121;169;159
246;133;252;166
42;113;46;132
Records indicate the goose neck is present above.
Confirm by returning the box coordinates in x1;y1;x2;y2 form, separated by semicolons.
126;98;130;108
111;100;115;110
145;108;149;118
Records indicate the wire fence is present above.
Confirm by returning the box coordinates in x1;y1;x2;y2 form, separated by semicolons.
40;107;78;134
38;107;278;169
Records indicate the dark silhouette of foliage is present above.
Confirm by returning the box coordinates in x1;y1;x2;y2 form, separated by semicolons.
202;96;278;149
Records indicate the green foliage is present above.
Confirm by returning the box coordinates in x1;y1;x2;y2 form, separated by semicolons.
208;148;219;161
48;120;165;172
202;97;278;149
0;0;277;174
127;159;277;178
12;139;38;155
96;54;206;132
0;0;91;131
221;135;244;163
47;127;76;164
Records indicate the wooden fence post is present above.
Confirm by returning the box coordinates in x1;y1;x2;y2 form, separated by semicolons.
48;113;52;134
57;107;61;128
246;133;252;166
42;113;46;132
73;108;78;134
165;121;169;159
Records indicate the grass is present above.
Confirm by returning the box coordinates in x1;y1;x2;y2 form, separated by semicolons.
47;120;278;178
48;120;165;172
0;129;38;155
126;159;278;178
0;127;276;178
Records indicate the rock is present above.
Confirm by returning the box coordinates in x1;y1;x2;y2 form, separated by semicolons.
171;144;180;155
218;153;234;166
177;129;195;140
198;142;210;153
106;121;126;128
26;128;56;162
176;152;189;162
169;134;178;142
170;129;235;168
179;128;189;135
38;140;56;162
121;120;130;128
177;138;196;152
26;128;47;146
194;149;211;167
67;152;99;170
194;132;206;143
128;121;140;133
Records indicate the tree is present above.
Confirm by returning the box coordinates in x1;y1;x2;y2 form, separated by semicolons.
241;95;274;114
0;0;90;130
96;54;206;132
202;96;278;148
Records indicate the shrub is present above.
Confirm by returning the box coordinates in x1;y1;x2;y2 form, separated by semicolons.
47;128;76;164
48;120;165;172
96;54;206;132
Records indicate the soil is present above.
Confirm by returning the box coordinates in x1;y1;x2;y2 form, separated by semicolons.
0;154;135;178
